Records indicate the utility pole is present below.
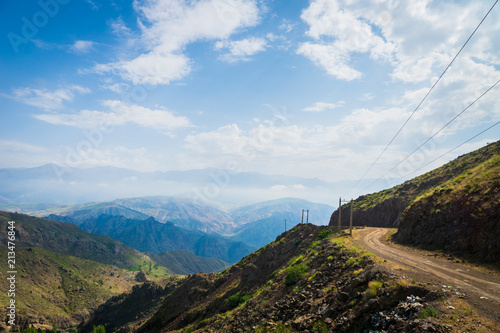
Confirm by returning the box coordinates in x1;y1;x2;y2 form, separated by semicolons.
349;198;353;236
306;210;309;224
338;197;342;233
301;209;304;224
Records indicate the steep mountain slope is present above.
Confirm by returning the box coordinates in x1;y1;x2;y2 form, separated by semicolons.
228;198;334;248
394;149;500;262
0;211;169;273
113;196;235;234
147;250;230;275
79;278;183;333
126;224;462;333
53;214;255;263
329;140;500;262
0;246;140;331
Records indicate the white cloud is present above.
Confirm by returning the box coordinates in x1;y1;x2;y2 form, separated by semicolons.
109;17;132;37
8;85;90;110
100;82;130;94
297;42;363;81
298;0;499;83
302;101;345;112
216;37;267;62
0;140;47;153
297;0;394;81
33;100;192;134
94;0;261;85
70;40;96;54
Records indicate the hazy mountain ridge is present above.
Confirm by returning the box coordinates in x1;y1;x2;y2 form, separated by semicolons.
41;197;334;259
0;165;338;205
227;198;334;248
113;196;236;234
47;214;255;264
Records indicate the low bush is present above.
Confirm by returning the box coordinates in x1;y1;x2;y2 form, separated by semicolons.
285;263;308;286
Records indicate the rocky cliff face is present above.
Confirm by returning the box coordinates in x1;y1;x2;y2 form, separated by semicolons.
329;140;500;264
329;197;406;228
394;152;500;262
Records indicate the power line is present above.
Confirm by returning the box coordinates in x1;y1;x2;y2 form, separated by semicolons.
399;120;500;181
344;0;498;197
360;78;500;193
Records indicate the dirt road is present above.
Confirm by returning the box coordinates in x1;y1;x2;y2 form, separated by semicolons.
354;227;500;323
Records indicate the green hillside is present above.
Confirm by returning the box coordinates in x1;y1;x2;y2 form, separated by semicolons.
330;140;500;262
0;246;139;330
0;211;170;274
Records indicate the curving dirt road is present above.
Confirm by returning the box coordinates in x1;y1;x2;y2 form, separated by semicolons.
354;227;500;323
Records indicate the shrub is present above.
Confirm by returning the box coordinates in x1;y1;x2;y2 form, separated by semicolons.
22;328;37;333
366;280;383;298
228;294;251;308
317;229;333;240
93;325;106;333
418;306;438;319
285;263;308;286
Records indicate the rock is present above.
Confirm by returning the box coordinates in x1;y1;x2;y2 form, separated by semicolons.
135;271;148;282
337;292;349;303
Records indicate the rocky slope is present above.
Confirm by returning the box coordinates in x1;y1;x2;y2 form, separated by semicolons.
394;149;500;262
330;140;500;263
85;224;465;333
147;250;230;275
79;277;183;333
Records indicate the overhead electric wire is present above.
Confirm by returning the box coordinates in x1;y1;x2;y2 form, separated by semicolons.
399;120;500;181
360;78;500;193
344;0;499;198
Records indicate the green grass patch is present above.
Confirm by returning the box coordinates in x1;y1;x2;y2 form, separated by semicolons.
284;263;308;287
418;305;439;319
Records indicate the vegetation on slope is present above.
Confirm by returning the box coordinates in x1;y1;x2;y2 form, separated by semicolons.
130;224;469;333
330;140;500;263
0;211;170;273
0;246;138;330
394;150;500;261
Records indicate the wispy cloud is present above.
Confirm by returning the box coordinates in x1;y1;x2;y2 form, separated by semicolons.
34;100;192;135
215;37;267;62
302;101;345;112
70;40;96;54
7;85;90;111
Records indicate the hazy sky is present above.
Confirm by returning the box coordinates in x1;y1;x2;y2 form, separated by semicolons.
1;0;499;199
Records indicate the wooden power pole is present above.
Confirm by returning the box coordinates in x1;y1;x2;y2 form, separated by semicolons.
338;197;342;233
349;199;353;236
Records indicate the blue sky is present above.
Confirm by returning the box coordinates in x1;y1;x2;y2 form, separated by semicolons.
1;0;499;201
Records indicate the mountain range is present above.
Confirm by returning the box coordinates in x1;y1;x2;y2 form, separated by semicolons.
42;197;333;262
0;165;386;207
